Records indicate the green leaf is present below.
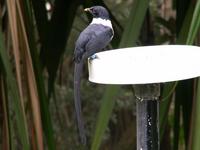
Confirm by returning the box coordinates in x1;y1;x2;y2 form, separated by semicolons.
0;30;30;149
173;87;181;150
160;82;177;139
186;0;200;44
177;3;194;44
119;0;149;47
179;80;193;147
91;85;119;150
191;79;200;150
18;1;56;149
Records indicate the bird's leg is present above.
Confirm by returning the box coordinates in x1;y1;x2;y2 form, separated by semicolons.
88;54;99;63
89;54;99;60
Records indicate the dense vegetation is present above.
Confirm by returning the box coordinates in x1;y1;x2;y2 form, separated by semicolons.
0;0;200;149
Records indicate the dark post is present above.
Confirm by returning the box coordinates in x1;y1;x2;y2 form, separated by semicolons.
134;84;160;150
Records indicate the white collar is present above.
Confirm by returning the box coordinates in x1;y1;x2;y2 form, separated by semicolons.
90;18;113;29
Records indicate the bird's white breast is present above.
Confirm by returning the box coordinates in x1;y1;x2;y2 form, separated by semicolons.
90;18;113;29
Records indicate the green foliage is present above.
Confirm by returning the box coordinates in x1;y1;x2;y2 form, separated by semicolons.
185;1;200;149
191;79;200;150
186;0;200;45
0;0;200;149
0;28;30;149
91;85;119;150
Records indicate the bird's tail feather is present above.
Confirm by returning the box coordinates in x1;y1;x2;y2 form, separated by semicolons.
74;61;86;144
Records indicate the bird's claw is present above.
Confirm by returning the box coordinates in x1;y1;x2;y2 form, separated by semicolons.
89;54;99;63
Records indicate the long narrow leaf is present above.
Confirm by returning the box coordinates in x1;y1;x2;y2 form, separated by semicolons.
160;82;177;138
17;0;56;149
186;0;200;45
176;3;194;44
16;2;44;148
119;0;149;47
177;1;200;149
190;79;200;150
0;28;30;150
91;85;119;150
6;0;24;100
0;77;10;150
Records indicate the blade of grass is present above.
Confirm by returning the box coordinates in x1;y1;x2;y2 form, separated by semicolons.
0;76;10;150
180;80;193;147
7;0;25;115
186;0;200;45
176;3;194;44
160;0;195;145
160;82;177;139
91;1;149;150
16;2;44;149
0;26;30;150
176;0;200;149
24;47;44;150
119;0;149;47
91;85;119;150
190;79;200;150
176;0;191;35
173;83;183;150
17;0;56;149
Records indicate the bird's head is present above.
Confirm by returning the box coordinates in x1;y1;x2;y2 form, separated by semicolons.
84;6;110;20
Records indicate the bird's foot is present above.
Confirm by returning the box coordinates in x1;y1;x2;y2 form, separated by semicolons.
89;54;99;62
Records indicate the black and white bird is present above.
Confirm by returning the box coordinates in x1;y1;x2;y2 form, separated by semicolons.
74;6;114;144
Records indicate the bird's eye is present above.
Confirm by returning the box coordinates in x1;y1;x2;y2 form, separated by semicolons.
90;8;98;16
93;10;98;16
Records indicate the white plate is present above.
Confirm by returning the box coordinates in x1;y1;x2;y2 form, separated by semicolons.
88;45;200;84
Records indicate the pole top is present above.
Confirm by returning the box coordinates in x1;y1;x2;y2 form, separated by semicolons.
88;45;200;84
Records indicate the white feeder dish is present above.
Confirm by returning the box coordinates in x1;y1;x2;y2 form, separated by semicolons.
88;45;200;84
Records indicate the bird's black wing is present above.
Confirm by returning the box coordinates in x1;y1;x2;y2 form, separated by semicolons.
83;24;113;59
74;24;113;145
74;24;113;62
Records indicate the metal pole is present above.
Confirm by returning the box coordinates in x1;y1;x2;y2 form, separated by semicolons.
134;84;160;150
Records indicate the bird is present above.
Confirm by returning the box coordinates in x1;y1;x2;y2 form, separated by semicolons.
73;6;114;144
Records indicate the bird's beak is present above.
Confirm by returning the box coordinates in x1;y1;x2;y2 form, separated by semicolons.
84;8;91;12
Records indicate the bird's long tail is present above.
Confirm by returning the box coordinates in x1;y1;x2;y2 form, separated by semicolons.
74;61;86;144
